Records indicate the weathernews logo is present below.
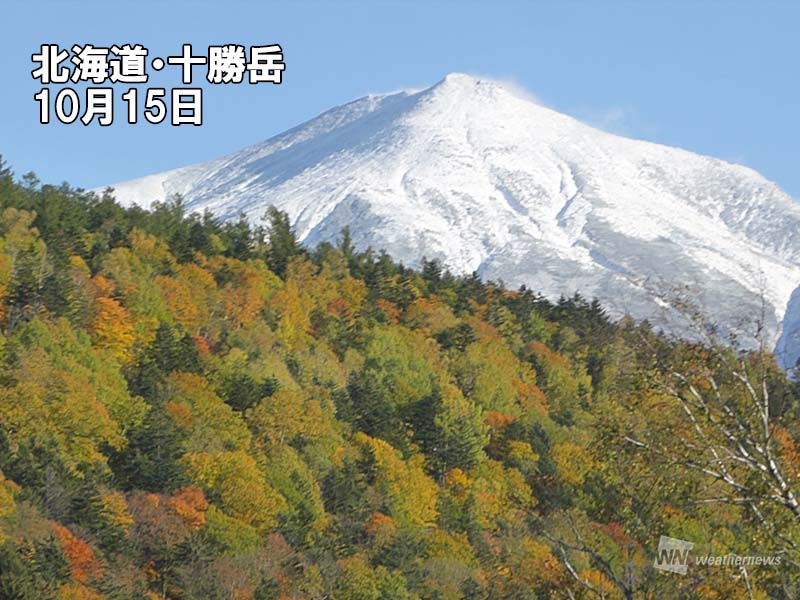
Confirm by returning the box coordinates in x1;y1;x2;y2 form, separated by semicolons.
654;536;693;574
653;536;782;575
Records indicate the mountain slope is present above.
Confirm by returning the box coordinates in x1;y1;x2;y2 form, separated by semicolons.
105;73;800;367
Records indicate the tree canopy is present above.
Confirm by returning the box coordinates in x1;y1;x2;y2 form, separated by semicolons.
0;161;797;599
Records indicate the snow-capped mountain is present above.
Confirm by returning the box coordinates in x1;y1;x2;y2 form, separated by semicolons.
105;73;800;368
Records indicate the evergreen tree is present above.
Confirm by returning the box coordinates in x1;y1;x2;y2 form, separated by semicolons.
265;206;303;278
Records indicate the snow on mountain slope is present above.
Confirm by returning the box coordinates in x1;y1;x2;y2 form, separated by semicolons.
104;73;800;368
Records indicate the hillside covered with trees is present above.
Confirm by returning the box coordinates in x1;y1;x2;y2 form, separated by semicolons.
0;157;798;599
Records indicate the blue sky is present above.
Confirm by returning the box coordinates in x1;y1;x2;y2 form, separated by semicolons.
1;0;798;197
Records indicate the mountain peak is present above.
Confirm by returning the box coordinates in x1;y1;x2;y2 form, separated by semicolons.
437;72;483;87
428;72;523;103
104;78;800;369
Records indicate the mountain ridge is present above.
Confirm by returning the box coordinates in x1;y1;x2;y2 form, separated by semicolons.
103;73;800;368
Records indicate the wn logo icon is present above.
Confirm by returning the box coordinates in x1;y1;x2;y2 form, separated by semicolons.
654;536;694;575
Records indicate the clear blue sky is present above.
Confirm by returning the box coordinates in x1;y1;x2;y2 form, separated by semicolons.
1;0;798;197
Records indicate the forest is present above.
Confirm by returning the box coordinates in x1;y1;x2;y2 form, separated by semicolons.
0;157;798;599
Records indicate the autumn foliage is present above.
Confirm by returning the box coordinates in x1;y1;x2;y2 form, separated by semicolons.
0;167;797;599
